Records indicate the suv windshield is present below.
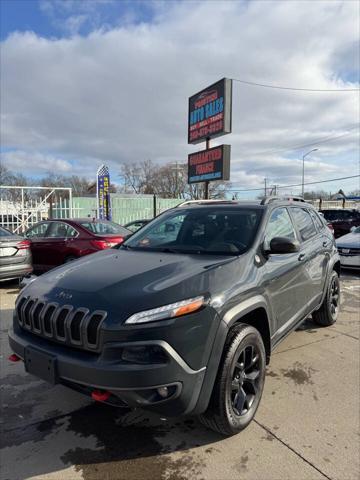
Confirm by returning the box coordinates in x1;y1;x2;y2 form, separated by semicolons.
123;208;263;255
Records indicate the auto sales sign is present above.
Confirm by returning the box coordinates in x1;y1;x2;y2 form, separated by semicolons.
188;78;232;144
188;145;231;184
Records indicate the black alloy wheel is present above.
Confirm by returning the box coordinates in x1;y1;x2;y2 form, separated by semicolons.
199;324;266;436
230;344;261;417
313;270;340;326
329;274;340;320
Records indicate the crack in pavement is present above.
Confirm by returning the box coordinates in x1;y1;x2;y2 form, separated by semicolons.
272;334;341;356
254;419;333;480
331;329;358;340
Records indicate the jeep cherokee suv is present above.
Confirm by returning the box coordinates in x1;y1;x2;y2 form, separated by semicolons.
8;197;340;436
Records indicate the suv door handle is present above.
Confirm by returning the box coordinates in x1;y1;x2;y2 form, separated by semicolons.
298;253;306;261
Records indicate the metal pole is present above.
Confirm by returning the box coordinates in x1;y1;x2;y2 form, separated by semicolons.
175;161;178;198
205;137;210;199
69;188;73;218
21;187;24;233
302;155;305;198
153;194;157;218
302;148;318;198
264;178;267;196
204;181;209;200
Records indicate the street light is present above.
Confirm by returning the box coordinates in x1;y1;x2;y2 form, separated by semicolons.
302;148;318;198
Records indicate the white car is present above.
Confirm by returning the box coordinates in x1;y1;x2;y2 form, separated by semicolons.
336;226;360;269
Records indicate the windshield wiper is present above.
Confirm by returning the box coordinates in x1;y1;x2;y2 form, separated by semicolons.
155;247;180;253
120;244;133;250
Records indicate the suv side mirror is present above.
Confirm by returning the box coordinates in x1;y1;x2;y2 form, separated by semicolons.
268;237;300;254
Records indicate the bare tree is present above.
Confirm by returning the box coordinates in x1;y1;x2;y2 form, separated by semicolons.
0;165;30;201
120;161;232;199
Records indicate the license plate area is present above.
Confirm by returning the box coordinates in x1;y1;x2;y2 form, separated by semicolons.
24;347;57;384
0;247;17;257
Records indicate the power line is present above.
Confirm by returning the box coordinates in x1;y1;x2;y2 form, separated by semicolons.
231;77;360;92
228;174;360;193
243;126;359;157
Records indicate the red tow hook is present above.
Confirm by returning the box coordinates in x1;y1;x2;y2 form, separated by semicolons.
91;390;111;402
9;353;21;362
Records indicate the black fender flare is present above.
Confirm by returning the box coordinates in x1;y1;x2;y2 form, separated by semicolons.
191;295;271;415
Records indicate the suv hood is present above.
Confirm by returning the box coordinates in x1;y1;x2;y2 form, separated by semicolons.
22;248;239;323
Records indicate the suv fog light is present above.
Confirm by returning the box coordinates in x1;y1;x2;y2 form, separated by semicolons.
157;386;169;398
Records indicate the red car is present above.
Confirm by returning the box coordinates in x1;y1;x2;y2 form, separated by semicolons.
25;218;131;273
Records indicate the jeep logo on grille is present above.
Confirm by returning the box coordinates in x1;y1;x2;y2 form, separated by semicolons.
56;291;73;300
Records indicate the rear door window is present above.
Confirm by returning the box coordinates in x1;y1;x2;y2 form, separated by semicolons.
26;223;50;238
291;208;317;241
47;222;78;238
309;210;324;231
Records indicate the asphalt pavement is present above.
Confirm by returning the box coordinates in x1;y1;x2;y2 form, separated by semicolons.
0;272;359;480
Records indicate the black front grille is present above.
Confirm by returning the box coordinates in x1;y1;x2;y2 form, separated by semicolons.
16;297;107;351
339;247;360;256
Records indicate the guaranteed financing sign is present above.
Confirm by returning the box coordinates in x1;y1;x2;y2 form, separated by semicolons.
188;78;232;145
188;145;231;184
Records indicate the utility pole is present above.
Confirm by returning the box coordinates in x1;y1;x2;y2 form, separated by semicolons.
302;148;319;198
170;162;183;198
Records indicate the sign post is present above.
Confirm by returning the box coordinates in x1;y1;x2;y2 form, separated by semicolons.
96;165;112;220
188;78;232;198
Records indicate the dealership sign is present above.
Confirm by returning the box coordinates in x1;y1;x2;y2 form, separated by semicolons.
188;78;232;145
96;164;112;220
188;145;231;184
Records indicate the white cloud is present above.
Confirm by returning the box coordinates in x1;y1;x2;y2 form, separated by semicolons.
1;0;359;193
1;150;73;175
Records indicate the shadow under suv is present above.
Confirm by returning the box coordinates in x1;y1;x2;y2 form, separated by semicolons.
8;197;340;436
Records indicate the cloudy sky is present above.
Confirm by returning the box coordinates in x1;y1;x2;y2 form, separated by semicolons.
1;0;359;196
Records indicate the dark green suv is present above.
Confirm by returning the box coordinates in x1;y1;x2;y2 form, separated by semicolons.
8;197;340;436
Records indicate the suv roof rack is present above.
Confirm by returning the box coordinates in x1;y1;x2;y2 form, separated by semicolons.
260;196;306;206
177;200;239;207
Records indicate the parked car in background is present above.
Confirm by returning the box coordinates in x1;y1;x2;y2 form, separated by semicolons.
0;226;32;281
25;219;131;273
123;219;150;232
318;212;334;235
10;198;340;436
336;226;360;269
319;209;360;238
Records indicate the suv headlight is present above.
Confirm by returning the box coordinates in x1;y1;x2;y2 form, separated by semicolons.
125;296;205;325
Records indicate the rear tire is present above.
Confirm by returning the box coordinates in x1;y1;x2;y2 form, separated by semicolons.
313;271;340;326
199;324;266;436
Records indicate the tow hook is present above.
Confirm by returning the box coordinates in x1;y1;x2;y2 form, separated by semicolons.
9;353;21;362
91;390;111;402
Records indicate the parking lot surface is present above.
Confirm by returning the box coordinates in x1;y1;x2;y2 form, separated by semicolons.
0;273;359;480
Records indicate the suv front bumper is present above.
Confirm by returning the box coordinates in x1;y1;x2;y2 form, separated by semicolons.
8;310;221;416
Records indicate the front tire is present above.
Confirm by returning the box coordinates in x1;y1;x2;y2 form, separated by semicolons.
312;270;340;326
199;324;266;436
